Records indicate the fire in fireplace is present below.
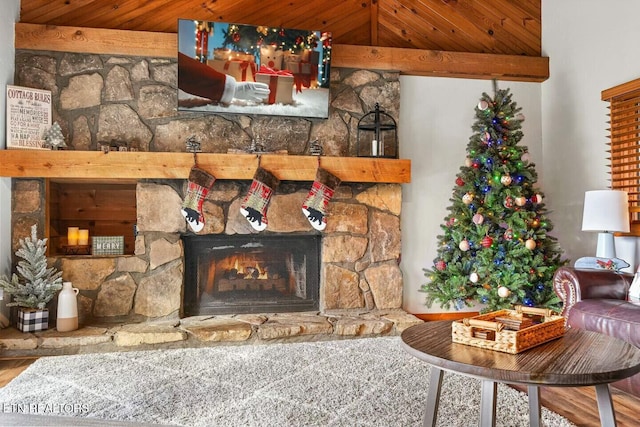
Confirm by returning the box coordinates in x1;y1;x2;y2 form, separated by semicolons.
182;234;320;315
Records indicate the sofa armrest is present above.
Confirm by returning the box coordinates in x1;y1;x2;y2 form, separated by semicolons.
553;266;633;317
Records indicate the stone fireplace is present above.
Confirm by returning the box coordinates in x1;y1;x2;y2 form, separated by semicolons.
11;178;404;325
182;233;321;315
1;50;422;353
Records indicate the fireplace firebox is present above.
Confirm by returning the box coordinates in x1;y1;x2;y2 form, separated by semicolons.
182;234;321;316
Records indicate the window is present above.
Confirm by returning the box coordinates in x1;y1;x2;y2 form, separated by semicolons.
602;78;640;234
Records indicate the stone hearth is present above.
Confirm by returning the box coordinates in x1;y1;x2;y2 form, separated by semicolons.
0;310;423;356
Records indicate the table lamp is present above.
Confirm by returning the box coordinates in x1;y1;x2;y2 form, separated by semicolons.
581;190;630;258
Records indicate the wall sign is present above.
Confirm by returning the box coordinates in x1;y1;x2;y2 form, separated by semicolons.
5;85;52;150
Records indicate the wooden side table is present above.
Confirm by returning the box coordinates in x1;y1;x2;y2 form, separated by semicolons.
401;321;640;427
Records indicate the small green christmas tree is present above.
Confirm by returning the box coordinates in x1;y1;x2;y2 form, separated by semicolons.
0;224;63;309
422;85;567;313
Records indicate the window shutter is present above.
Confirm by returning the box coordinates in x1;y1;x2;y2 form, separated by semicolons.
602;78;640;235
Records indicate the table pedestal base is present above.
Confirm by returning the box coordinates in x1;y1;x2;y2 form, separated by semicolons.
422;367;618;427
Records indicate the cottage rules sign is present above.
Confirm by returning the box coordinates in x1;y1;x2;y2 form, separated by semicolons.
6;85;52;149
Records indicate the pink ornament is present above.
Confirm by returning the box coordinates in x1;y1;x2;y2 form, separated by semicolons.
525;238;536;250
503;228;513;240
459;239;470;251
436;260;446;271
478;100;489;110
472;213;484;225
465;157;473;167
498;286;511;298
533;194;543;204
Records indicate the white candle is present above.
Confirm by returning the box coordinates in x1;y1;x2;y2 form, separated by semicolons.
67;227;79;246
78;229;89;246
371;139;378;156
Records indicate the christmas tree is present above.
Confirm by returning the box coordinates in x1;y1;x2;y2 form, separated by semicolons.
0;224;63;309
222;24;319;56
422;86;566;312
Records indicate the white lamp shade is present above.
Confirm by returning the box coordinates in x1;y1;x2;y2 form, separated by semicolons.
581;190;630;233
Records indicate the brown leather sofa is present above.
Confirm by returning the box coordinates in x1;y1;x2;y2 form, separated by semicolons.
553;266;640;397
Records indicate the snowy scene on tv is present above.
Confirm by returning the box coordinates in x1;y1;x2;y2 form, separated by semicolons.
177;19;332;119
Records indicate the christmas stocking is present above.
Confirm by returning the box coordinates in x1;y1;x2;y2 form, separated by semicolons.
302;167;341;231
181;167;216;233
240;167;280;231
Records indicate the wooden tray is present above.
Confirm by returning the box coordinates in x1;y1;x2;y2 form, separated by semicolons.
452;305;565;354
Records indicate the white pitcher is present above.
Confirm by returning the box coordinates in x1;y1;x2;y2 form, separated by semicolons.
57;281;79;332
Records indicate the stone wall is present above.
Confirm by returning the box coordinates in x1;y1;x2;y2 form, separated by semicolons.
10;51;403;326
14;51;399;154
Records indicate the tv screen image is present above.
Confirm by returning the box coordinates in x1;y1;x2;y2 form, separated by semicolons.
177;19;332;119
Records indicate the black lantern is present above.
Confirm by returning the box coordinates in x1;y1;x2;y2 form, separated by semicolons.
357;103;398;158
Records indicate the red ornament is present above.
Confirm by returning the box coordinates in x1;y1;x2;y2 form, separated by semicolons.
279;28;286;36
232;33;241;42
503;228;513;240
456;177;464;186
503;196;514;208
295;35;304;45
481;236;493;248
435;260;446;271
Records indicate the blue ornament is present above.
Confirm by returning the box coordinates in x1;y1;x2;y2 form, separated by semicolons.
523;297;534;307
455;299;465;310
514;175;524;184
482;185;491;194
481;296;489;303
536;283;545;291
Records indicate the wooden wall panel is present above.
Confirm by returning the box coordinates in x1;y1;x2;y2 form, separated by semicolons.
20;0;541;56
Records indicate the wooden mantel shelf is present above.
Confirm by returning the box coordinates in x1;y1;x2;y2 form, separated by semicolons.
0;151;411;183
15;23;548;82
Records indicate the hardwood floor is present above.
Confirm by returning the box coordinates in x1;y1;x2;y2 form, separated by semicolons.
1;357;639;426
512;384;640;427
0;357;37;387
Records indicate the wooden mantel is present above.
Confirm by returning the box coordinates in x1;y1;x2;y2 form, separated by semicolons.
0;151;411;183
15;23;548;82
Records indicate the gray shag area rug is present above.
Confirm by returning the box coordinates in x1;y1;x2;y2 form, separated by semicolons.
0;336;576;427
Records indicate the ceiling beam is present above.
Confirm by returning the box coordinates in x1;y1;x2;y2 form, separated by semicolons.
15;23;548;82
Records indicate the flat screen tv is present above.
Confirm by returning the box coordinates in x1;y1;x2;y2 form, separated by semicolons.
177;19;332;119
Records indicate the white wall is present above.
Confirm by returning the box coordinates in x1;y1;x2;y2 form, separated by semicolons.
541;0;640;270
400;78;542;314
0;0;20;326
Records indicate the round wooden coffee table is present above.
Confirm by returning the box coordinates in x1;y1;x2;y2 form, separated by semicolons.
401;321;640;427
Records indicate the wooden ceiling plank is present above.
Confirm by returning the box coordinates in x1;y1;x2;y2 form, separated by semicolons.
473;0;540;52
503;0;541;26
129;0;207;32
409;0;507;54
14;23;549;81
378;2;472;52
20;0;87;23
18;0;543;58
454;0;540;56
